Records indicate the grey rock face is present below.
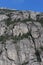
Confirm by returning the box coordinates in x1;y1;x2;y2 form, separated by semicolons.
0;8;43;65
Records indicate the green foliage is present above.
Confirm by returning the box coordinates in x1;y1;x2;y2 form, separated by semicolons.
19;11;23;15
22;61;29;65
17;18;21;22
39;19;43;26
5;13;12;26
40;46;43;51
0;9;14;14
21;19;29;23
35;49;41;62
12;32;29;43
5;18;11;26
0;34;9;42
5;12;35;26
36;15;40;21
0;36;4;41
21;15;34;23
36;15;43;26
21;33;29;39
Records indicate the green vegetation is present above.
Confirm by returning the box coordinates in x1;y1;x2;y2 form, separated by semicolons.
12;32;30;43
40;46;43;51
4;11;35;26
22;61;29;65
0;34;9;43
5;13;16;26
13;13;34;23
22;14;34;22
39;18;43;26
0;36;4;41
5;13;11;26
36;15;43;26
5;18;11;26
35;49;41;62
19;11;23;15
0;9;15;14
19;18;34;23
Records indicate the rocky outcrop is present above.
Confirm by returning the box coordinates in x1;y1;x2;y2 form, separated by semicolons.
0;8;43;65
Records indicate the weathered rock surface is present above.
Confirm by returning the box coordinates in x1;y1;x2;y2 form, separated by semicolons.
0;8;43;65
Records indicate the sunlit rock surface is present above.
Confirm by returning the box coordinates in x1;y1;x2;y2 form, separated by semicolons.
13;23;28;36
0;8;43;65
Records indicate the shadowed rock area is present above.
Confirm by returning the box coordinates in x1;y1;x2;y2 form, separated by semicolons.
0;8;43;65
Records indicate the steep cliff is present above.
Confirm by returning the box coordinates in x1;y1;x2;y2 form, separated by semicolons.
0;8;43;65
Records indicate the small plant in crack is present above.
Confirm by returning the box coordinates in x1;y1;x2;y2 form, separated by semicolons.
22;61;29;65
21;19;31;23
36;15;43;26
0;50;3;55
0;35;9;44
19;11;23;15
12;32;29;43
12;35;19;42
39;19;43;26
35;49;41;62
5;13;12;26
36;15;40;21
0;36;4;41
40;46;43;51
21;32;29;39
0;35;6;45
5;18;11;26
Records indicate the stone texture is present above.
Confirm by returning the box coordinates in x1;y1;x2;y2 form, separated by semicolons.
13;23;28;36
0;14;8;21
0;8;43;65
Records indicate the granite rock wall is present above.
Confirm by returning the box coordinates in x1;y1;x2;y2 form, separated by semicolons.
0;9;43;65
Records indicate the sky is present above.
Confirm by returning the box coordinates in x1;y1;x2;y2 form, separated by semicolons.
0;0;43;12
